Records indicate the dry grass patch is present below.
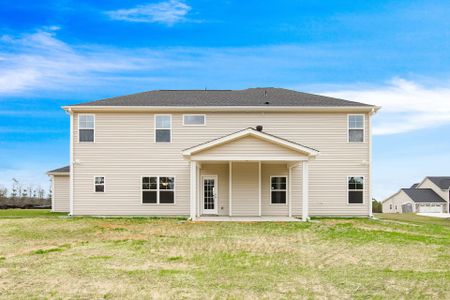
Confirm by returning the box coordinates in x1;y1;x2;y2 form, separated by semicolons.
0;210;448;299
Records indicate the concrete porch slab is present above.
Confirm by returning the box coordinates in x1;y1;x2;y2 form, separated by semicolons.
196;216;303;222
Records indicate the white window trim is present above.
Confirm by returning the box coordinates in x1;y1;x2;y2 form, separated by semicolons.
93;176;105;193
270;175;288;205
78;114;95;143
347;114;365;143
347;176;365;205
182;114;206;126
141;175;176;205
154;114;172;143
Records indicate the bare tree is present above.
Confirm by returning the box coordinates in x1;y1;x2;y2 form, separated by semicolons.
37;185;45;199
0;185;7;199
26;185;33;199
11;178;21;198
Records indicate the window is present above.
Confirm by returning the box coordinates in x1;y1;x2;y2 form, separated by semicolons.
155;115;171;142
94;176;105;192
348;176;364;204
79;114;95;142
183;114;206;126
142;176;175;204
348;115;364;142
271;176;287;204
390;204;393;210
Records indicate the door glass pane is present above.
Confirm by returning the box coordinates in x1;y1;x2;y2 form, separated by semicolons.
203;179;215;210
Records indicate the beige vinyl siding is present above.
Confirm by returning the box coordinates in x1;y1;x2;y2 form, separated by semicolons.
200;164;229;216
382;190;415;213
52;175;70;212
231;162;259;216
72;112;370;216
191;135;306;161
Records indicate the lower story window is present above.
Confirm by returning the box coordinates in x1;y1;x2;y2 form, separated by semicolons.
142;176;175;204
271;176;287;204
348;176;364;204
95;176;105;192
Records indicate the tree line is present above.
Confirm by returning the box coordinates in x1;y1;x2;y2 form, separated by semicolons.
0;178;51;209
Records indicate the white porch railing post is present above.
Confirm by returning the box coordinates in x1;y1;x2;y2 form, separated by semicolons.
302;160;309;221
190;161;197;220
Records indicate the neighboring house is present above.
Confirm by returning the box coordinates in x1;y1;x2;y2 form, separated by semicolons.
48;88;379;220
382;177;450;213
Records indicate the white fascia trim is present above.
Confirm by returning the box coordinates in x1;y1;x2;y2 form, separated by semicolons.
47;172;70;176
182;128;319;157
63;105;380;113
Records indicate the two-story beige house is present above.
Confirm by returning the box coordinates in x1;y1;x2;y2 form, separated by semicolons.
48;88;379;220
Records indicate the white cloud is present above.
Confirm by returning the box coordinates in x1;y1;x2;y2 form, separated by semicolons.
323;78;450;135
2;29;450;137
106;0;191;26
0;30;167;96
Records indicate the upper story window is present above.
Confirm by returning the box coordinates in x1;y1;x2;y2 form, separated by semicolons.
348;176;364;204
348;114;364;143
79;114;95;142
155;115;171;143
183;114;205;126
271;176;287;204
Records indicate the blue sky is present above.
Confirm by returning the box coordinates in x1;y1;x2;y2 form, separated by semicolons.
1;0;450;198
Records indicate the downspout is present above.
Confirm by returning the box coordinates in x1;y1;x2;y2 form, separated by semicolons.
68;108;74;216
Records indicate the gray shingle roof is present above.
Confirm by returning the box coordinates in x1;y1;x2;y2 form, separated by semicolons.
402;188;446;203
426;177;450;189
48;165;70;173
410;183;419;188
71;88;375;107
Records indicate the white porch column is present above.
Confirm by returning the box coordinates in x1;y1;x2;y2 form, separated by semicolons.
288;166;293;217
190;161;198;220
196;164;201;218
229;161;233;216
258;161;262;216
302;160;309;221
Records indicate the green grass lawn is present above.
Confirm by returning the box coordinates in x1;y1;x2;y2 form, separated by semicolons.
0;210;449;299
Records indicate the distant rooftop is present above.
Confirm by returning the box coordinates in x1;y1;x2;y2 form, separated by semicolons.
69;88;376;108
426;176;450;189
401;188;446;203
47;166;70;174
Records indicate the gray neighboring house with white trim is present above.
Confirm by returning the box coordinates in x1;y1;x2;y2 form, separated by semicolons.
48;88;379;220
382;177;450;213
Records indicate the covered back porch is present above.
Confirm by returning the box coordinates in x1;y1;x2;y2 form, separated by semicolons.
183;127;319;221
